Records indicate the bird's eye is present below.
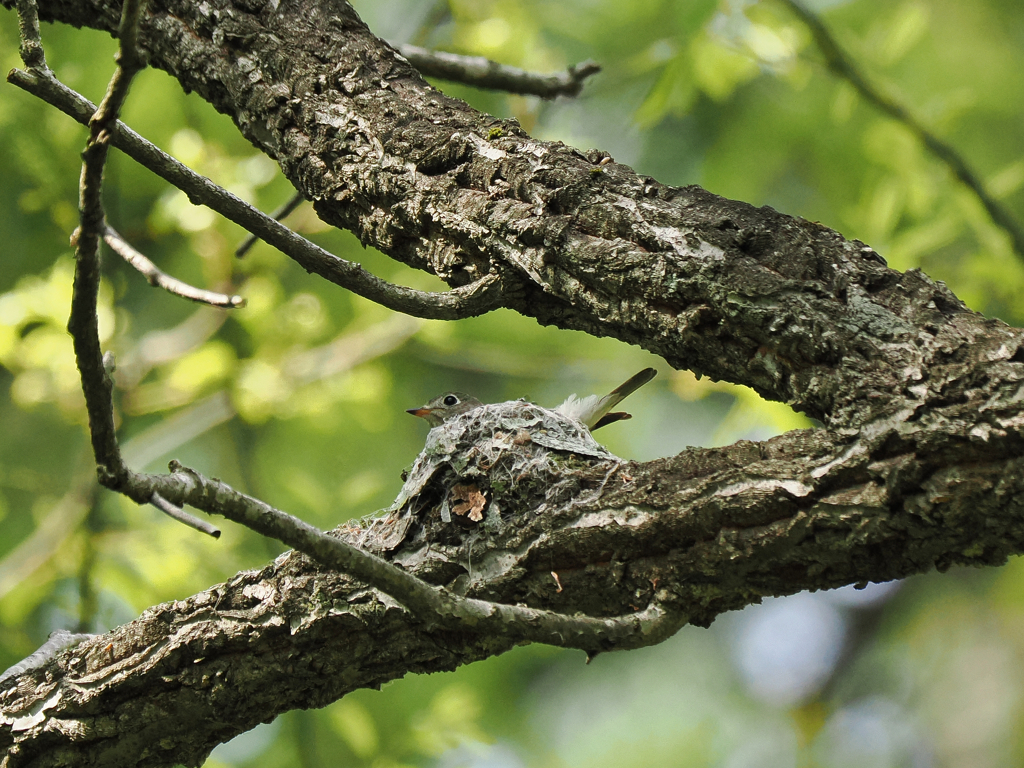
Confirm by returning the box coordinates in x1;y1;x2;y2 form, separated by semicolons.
443;395;459;406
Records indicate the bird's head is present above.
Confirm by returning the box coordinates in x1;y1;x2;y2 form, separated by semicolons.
406;392;483;427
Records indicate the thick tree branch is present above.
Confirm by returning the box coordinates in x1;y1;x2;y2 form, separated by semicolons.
145;459;683;654
4;339;1024;766
3;0;996;428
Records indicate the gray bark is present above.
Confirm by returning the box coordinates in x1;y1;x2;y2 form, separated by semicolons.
3;0;1024;766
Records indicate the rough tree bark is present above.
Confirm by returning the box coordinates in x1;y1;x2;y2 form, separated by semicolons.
3;0;1024;766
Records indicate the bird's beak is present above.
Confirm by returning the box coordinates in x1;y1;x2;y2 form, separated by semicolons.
406;407;431;418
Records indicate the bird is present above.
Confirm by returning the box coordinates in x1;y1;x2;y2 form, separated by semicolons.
406;368;657;431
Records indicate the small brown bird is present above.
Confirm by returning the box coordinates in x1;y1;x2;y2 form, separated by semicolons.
407;368;657;431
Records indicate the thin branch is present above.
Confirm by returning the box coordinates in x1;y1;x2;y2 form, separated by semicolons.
394;43;601;99
234;191;303;257
65;0;147;485
6;69;507;321
138;461;686;653
149;491;221;538
14;0;45;69
64;0;232;551
104;225;246;307
779;0;1024;262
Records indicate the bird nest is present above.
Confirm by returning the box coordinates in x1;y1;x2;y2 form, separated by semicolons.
356;400;621;555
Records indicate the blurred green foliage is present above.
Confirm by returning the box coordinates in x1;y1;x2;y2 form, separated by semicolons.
2;0;1024;765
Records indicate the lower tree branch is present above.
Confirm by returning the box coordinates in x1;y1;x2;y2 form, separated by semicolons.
4;340;1024;766
169;459;685;652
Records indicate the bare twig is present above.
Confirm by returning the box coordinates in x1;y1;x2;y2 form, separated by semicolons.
234;191;303;257
149;491;221;538
15;0;46;69
395;43;601;99
65;0;148;486
779;0;1024;262
6;69;507;320
104;225;245;307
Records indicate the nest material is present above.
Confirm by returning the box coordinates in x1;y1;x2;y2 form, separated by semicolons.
361;401;621;554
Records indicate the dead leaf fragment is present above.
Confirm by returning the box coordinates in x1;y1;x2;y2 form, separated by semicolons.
450;483;487;522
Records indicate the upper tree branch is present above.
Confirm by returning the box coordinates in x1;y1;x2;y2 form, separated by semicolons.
5;0;991;427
